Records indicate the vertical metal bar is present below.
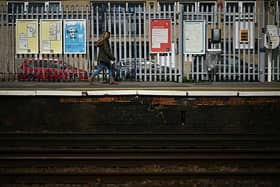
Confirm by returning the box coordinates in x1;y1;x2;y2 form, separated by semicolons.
178;4;183;83
248;12;251;81
242;10;246;81
238;7;241;81
173;3;177;82
259;2;265;82
252;8;256;81
85;5;89;80
223;6;227;80
113;5;117;61
78;6;82;80
138;4;142;81
154;2;157;81
108;2;112;79
71;5;75;81
227;9;232;80
128;11;132;80
1;5;4;80
277;54;280;80
272;56;275;81
233;7;236;80
256;6;260;81
11;4;15;80
91;4;94;77
229;7;233;80
163;4;167;81
196;56;200;81
59;5;64;81
123;6;127;80
22;5;26;81
6;5;10;80
65;5;69;81
168;3;172;81
28;6;33;81
108;3;111;44
148;3;152;81
204;6;209;81
157;4;161;82
143;3;147;82
118;5;122;79
191;6;194;81
36;6;40;81
15;5;19;80
96;5;99;64
134;10;137;81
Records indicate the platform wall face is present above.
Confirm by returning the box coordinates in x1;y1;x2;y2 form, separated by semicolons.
0;96;279;134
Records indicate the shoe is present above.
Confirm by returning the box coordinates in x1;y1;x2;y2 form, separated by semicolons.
109;77;117;84
89;76;94;84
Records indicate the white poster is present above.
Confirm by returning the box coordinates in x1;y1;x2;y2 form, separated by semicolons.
183;21;206;55
152;28;168;48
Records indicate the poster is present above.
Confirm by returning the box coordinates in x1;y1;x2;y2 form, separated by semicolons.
150;19;171;53
183;21;206;55
40;19;62;54
64;19;86;54
16;19;38;54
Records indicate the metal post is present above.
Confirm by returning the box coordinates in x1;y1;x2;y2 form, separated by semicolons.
129;12;132;80
123;6;127;80
173;3;177;82
1;5;5;80
223;6;227;80
148;3;152;81
178;4;183;83
143;3;147;81
133;9;137;81
138;4;142;81
259;2;266;82
268;49;272;82
118;5;122;80
91;5;94;76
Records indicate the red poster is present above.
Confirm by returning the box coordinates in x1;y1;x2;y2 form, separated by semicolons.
150;19;171;53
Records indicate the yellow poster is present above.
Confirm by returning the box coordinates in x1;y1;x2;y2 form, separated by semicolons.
16;19;38;54
40;19;62;54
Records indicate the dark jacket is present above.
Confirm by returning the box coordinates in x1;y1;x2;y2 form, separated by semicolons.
96;39;115;63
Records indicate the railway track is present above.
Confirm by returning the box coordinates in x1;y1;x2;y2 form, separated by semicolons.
1;133;280;186
1;133;280;150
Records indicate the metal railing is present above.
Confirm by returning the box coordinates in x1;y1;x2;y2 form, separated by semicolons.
0;3;279;82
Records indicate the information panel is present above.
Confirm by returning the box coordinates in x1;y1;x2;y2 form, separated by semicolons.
64;19;86;54
16;19;38;54
150;19;171;53
183;21;206;55
40;19;62;54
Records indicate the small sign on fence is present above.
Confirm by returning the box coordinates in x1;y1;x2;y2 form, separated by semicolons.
16;19;38;54
64;19;86;54
183;20;206;55
40;19;63;54
150;19;171;53
234;22;255;49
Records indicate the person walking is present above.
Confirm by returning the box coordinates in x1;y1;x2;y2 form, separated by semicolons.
89;31;116;84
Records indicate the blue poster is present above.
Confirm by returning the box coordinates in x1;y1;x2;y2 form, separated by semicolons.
64;20;86;54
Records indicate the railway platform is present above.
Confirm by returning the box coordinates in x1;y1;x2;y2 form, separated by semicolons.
0;81;280;96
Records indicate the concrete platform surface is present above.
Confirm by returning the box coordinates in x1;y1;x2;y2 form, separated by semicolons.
0;81;280;91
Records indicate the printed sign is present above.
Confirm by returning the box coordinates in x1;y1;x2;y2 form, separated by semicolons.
64;19;86;54
16;19;38;54
183;21;206;55
234;22;255;49
150;19;171;53
40;19;62;54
